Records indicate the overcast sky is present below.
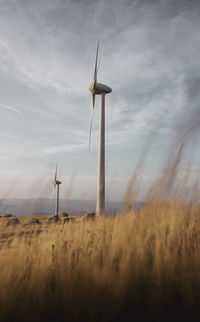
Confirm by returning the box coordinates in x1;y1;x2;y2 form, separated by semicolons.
0;0;200;200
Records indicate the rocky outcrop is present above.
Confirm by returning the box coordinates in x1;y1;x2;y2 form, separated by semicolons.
48;215;61;223
60;212;69;218
63;217;75;224
28;218;40;224
3;214;14;218
7;218;20;226
82;213;96;221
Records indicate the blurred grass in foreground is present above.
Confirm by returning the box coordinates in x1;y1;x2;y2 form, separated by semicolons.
1;100;200;322
0;201;200;322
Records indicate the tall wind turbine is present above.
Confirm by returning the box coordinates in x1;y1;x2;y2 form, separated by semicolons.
89;42;112;216
53;164;62;216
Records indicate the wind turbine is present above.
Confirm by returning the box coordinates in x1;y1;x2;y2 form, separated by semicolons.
89;42;112;216
53;164;62;216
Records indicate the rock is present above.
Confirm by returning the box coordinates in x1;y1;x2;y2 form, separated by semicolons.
28;218;40;224
7;218;20;226
63;217;75;224
82;213;96;221
48;215;61;223
60;212;69;218
3;213;14;218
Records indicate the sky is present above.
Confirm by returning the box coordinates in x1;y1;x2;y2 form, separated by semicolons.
0;0;200;201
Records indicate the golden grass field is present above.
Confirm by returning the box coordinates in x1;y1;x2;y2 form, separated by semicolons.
0;201;200;322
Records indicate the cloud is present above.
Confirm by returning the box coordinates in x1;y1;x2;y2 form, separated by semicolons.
0;102;22;114
43;143;87;156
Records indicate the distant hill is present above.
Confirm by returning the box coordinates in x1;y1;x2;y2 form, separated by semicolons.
0;198;144;216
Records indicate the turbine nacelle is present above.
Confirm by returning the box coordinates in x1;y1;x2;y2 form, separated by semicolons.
89;83;112;95
55;180;62;185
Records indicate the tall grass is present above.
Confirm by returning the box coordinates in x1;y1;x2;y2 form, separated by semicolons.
0;200;200;321
1;104;200;321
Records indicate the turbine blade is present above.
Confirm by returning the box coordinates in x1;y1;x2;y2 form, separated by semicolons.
54;163;58;188
97;60;100;73
93;40;99;88
89;94;95;151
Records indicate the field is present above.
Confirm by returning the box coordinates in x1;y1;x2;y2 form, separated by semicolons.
0;202;200;322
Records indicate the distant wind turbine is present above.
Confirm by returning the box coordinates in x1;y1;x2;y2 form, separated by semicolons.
53;164;62;216
89;42;112;216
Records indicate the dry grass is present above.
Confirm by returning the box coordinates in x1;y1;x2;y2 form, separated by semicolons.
0;202;200;322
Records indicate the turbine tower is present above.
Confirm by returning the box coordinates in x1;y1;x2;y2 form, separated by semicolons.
53;164;62;216
89;42;112;216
